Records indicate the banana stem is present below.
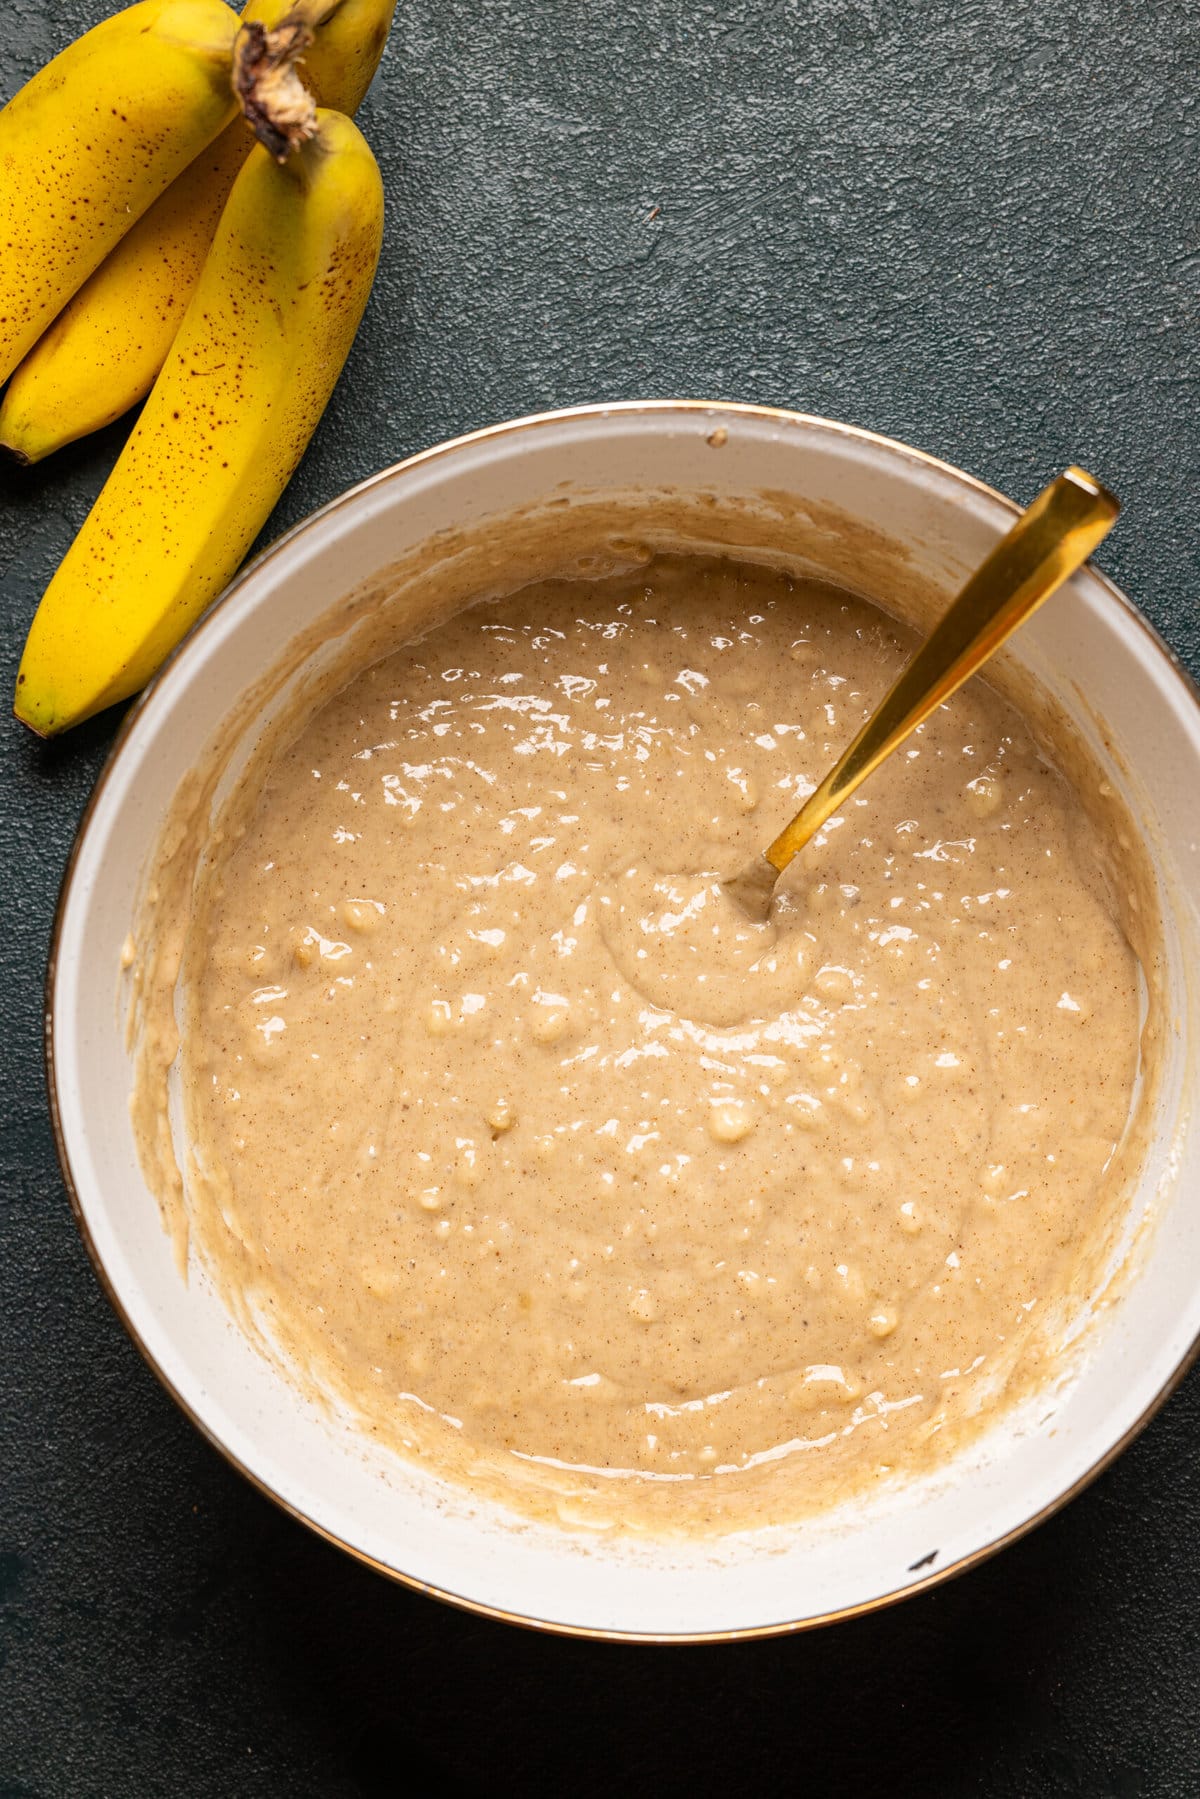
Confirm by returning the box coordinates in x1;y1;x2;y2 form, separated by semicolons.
233;13;319;162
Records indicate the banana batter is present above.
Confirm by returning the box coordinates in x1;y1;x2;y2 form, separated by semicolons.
163;555;1148;1531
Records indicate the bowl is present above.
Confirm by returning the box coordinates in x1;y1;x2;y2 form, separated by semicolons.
48;402;1200;1640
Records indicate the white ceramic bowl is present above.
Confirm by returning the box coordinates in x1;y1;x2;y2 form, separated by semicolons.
49;403;1200;1641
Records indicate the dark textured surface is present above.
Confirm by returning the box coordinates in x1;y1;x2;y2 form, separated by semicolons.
2;1;1198;1793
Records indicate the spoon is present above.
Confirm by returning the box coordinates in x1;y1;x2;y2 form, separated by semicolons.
725;466;1120;922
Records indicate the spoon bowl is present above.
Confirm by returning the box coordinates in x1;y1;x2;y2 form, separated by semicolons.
45;404;1200;1640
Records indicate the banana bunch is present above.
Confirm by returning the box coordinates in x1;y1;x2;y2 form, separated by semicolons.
2;1;394;735
0;0;395;461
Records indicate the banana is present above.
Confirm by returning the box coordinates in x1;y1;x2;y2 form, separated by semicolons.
0;0;396;464
0;0;243;389
296;0;397;114
15;104;384;736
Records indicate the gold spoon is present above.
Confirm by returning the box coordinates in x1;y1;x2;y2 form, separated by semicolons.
725;466;1120;922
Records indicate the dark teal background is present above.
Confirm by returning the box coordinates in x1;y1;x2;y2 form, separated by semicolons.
2;2;1198;1792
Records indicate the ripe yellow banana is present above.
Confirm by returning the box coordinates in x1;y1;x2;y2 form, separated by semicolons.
15;105;384;736
285;0;396;115
0;0;396;463
0;0;242;388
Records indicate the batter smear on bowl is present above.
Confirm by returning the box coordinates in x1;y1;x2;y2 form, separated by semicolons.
156;555;1150;1532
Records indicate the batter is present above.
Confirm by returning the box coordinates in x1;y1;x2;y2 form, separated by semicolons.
165;555;1147;1531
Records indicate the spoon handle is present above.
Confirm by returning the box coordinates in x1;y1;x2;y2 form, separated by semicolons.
763;465;1120;876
